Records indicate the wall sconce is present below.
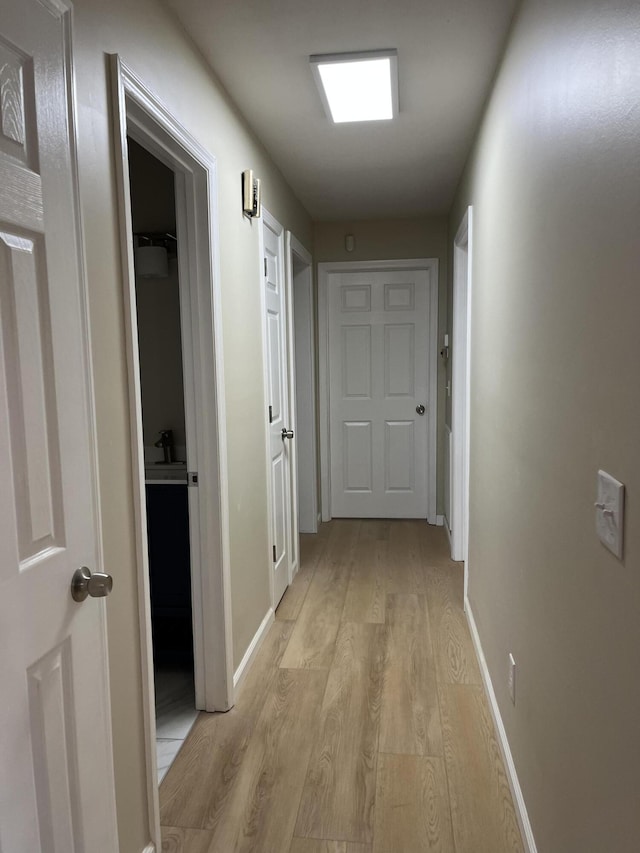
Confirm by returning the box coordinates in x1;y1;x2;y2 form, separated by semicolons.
345;233;355;252
242;169;262;218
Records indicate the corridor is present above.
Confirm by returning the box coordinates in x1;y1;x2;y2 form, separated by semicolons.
159;520;523;852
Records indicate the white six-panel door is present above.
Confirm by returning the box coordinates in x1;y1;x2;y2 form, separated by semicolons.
262;212;295;606
329;269;432;518
0;3;118;851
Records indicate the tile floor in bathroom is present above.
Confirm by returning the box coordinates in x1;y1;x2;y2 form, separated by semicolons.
155;666;199;784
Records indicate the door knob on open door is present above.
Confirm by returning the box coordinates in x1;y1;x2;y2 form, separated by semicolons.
281;428;294;440
416;404;426;415
71;566;113;602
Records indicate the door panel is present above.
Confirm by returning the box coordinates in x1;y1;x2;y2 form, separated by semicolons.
0;3;118;850
384;281;415;310
27;641;81;853
271;452;286;559
343;420;373;492
329;270;430;518
342;284;371;311
268;311;282;418
385;323;415;398
342;324;372;398
1;231;65;560
385;420;416;492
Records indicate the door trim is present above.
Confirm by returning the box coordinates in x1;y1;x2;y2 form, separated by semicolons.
110;55;233;849
318;258;439;523
285;233;317;535
451;208;473;599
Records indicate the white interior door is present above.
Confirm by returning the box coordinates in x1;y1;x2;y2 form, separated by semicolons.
0;3;118;851
262;212;295;606
329;269;432;518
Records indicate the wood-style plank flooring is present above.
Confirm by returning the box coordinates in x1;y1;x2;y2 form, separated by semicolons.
160;520;524;852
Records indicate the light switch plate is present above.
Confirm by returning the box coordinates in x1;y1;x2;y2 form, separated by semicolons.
596;470;625;559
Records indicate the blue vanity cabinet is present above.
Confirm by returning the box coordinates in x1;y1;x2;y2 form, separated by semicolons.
145;482;193;666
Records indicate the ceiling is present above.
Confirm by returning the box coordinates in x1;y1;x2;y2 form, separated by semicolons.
165;0;519;221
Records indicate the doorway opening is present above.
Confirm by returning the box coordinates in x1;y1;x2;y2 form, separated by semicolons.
318;259;439;523
111;55;233;849
287;234;317;534
127;139;197;782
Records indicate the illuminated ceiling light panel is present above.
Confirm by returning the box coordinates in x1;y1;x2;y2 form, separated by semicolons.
310;50;398;124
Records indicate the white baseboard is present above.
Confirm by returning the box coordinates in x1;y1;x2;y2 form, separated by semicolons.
434;514;444;527
290;558;300;581
233;608;275;691
465;598;538;853
444;516;452;550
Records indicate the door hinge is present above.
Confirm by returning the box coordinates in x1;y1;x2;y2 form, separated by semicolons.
187;471;199;487
264;257;268;277
268;405;273;424
272;544;277;562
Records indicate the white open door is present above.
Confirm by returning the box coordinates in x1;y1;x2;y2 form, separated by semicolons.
451;207;473;583
261;210;296;606
0;3;118;851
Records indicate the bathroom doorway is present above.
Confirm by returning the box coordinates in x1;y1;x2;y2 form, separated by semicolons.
128;139;197;782
111;55;233;846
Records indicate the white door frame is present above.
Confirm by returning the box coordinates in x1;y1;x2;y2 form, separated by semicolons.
110;55;233;848
451;207;473;597
259;208;299;605
318;258;439;523
286;233;318;535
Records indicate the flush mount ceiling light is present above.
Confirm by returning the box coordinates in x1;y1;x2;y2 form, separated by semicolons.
310;49;398;124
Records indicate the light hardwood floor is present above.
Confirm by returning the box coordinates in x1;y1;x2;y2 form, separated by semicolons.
160;520;524;853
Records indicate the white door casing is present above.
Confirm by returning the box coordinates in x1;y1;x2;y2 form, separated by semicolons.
319;260;439;522
261;210;295;606
111;56;235;848
0;3;118;851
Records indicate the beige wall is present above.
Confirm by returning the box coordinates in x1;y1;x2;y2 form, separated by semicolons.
72;1;311;849
314;218;449;515
128;137;176;234
136;267;186;454
128;141;187;453
449;1;640;849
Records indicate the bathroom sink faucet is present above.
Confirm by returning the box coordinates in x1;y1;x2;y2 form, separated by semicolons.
154;429;175;464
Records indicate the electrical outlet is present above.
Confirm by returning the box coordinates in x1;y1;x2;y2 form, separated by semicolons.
508;653;516;705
